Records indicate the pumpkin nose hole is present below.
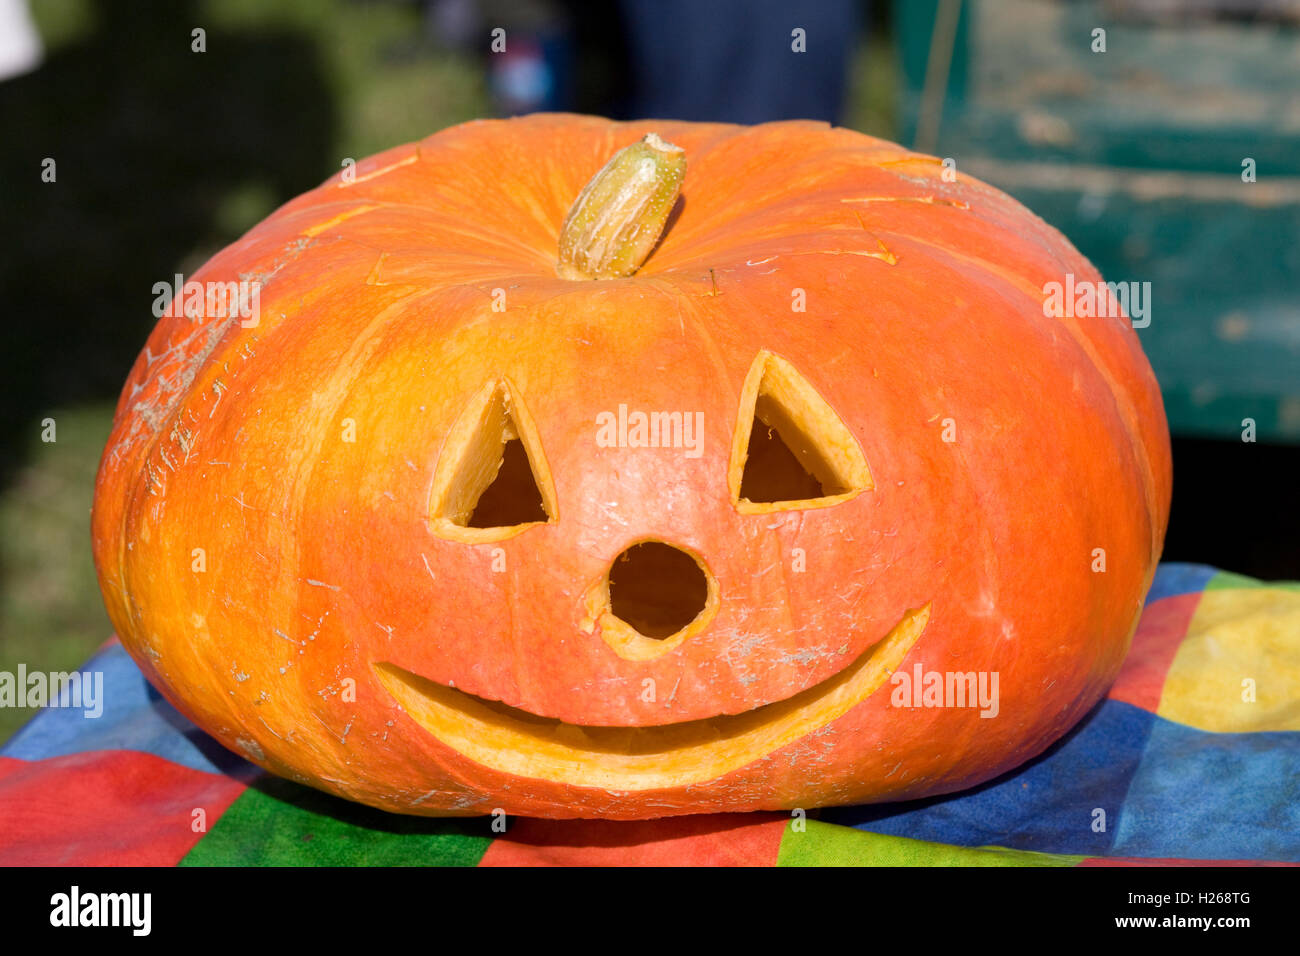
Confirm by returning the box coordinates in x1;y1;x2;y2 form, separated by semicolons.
608;542;712;640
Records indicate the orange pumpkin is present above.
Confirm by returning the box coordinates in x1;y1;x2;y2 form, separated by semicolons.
91;114;1171;819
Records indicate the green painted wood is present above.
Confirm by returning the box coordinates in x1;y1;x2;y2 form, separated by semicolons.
977;180;1300;442
894;0;1300;441
896;0;972;144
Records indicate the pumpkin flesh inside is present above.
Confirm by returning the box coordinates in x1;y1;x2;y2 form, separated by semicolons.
373;604;929;790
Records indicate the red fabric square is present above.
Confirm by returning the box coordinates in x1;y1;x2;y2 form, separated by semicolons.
0;752;245;866
479;812;788;866
1108;593;1203;713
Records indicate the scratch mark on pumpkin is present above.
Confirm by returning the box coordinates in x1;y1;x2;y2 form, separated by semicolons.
842;195;970;210
144;458;166;496
365;251;389;286
305;578;341;591
305;610;328;642
777;646;841;666
787;242;897;266
597;501;628;528
209;378;227;418
301;203;382;238
235;738;265;761
717;632;773;678
448;791;491;811
123;243;302;461
310;713;336;740
121;236;311;466
420;553;436;582
707;268;721;296
876;155;945;169
339;153;418;187
170;422;197;463
837;582;864;605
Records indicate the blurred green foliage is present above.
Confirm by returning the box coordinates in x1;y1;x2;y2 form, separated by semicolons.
0;406;115;742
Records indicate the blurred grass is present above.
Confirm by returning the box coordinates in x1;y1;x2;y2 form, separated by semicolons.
847;31;899;142
196;0;489;170
32;0;489;248
3;3;895;744
0;405;116;742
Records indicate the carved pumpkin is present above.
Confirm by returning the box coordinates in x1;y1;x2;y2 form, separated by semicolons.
91;114;1171;819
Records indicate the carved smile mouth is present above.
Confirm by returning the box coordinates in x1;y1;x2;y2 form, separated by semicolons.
373;605;930;791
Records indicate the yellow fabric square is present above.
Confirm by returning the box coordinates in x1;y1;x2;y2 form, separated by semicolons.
1158;588;1300;733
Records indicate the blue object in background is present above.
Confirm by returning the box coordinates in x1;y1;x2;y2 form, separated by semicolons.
490;23;573;115
619;0;861;124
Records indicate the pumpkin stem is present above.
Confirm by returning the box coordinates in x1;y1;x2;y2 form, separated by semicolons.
557;133;685;280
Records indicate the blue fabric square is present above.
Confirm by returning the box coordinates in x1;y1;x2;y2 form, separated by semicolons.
1112;717;1300;861
1145;562;1218;604
822;700;1157;856
2;644;254;779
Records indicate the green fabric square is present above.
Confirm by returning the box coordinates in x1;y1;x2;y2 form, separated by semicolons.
778;820;1083;867
1206;570;1300;594
181;775;493;866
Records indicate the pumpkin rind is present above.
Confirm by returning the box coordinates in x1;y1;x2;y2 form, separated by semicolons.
91;114;1171;819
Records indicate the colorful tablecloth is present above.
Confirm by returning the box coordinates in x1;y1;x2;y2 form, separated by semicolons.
2;562;1297;865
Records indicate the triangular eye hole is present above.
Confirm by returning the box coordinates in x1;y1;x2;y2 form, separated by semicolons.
728;351;873;513
429;379;557;542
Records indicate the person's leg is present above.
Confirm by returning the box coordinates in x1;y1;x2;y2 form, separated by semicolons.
620;0;862;124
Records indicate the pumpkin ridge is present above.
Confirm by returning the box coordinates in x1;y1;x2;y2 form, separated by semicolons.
872;229;1161;560
289;200;558;274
